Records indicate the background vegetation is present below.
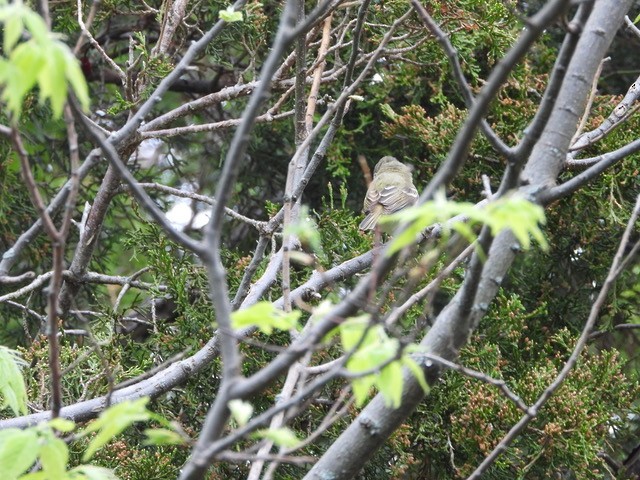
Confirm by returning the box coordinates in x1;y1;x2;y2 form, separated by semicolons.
0;0;639;478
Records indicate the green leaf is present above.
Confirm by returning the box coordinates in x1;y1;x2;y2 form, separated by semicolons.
0;346;28;416
346;335;396;374
3;12;22;52
0;3;90;120
40;435;69;479
143;428;185;446
38;43;68;118
228;399;253;426
219;6;243;22
49;418;76;433
385;192;547;255
339;318;407;407
252;427;300;448
62;43;90;112
0;428;39;478
21;9;48;43
68;465;119;480
402;355;429;394
2;40;45;118
339;314;372;351
484;195;548;251
377;361;403;408
384;191;472;255
351;374;376;407
230;301;301;334
450;221;477;245
82;398;152;461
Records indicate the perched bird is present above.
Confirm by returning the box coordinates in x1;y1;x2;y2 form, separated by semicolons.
359;156;419;232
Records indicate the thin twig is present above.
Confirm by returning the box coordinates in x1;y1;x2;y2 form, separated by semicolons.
540;137;640;203
69;97;204;255
76;0;126;83
11;128;65;418
216;450;316;466
113;350;190;390
140;110;294;139
421;353;530;413
385;243;475;327
571;57;610;144
624;15;640;38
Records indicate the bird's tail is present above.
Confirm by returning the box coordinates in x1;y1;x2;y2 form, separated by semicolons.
358;206;382;231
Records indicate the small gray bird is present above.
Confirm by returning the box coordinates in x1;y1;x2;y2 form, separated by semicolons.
359;156;419;231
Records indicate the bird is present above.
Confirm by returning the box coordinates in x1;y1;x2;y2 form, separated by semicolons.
358;156;419;232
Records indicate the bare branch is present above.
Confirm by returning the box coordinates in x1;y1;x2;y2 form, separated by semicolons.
69;98;204;255
540;137;640;204
569;73;640;154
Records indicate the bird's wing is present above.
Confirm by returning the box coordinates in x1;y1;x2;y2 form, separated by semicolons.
362;187;380;214
378;185;419;214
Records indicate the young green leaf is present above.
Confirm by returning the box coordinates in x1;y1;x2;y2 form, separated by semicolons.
38;43;68;118
484;195;548;250
0;3;91;120
3;11;22;52
39;435;69;480
384;191;474;255
350;374;377;407
2;40;45;118
0;428;40;478
69;465;119;480
230;301;301;334
143;428;186;446
339;314;372;351
62;43;90;112
228;399;254;427
219;6;243;22
48;417;76;433
377;361;403;408
339;317;408;407
385;192;547;255
252;427;300;448
402;347;430;394
0;346;28;416
82;397;152;461
21;9;49;44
